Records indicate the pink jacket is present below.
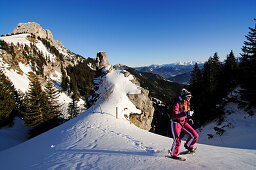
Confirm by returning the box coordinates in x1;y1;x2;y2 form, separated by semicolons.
172;97;189;122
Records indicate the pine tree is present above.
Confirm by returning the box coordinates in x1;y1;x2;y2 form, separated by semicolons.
189;63;203;125
60;63;68;91
239;18;256;108
203;53;222;97
0;70;16;127
68;93;79;118
44;79;61;118
23;74;61;137
191;53;224;125
223;50;238;92
23;73;47;128
66;60;95;99
70;73;79;96
190;63;203;94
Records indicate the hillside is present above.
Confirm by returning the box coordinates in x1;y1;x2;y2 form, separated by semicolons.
0;69;255;170
135;62;204;84
0;23;96;150
198;99;256;149
115;64;185;104
0;32;91;118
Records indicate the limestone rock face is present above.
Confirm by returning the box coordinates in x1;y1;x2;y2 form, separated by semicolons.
13;22;54;41
12;22;66;52
127;75;154;131
96;51;110;70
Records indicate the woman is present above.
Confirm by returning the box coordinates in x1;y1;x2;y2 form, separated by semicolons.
169;88;199;160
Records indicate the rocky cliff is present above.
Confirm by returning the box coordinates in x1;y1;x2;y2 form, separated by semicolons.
96;51;110;70
124;71;154;131
12;22;65;50
13;22;53;40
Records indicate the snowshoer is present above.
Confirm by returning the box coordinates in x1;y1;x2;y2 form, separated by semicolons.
169;88;199;160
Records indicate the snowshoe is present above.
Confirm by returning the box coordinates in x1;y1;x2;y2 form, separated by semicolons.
179;146;197;155
166;155;186;161
167;149;186;161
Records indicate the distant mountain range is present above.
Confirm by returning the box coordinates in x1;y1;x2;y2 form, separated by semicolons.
135;61;204;84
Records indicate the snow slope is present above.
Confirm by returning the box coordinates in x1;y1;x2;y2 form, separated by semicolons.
0;118;31;151
0;70;255;170
198;102;256;150
0;34;55;62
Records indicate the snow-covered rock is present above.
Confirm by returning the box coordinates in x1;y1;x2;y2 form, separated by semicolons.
128;87;154;131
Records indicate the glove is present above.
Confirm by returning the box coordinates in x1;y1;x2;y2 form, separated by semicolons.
187;110;194;116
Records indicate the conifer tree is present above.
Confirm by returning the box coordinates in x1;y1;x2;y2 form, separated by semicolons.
191;53;224;125
61;63;68;91
23;74;61;137
239;18;256;107
203;53;222;97
223;50;238;92
189;63;204;123
23;73;47;128
44;79;61;118
190;63;203;94
0;70;16;126
70;73;79;96
68;93;79;118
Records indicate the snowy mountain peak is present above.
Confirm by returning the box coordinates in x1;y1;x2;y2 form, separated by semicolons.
174;61;204;66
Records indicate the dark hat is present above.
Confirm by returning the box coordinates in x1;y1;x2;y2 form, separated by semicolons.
180;88;191;98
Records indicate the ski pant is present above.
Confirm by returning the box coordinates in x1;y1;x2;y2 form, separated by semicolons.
170;120;199;157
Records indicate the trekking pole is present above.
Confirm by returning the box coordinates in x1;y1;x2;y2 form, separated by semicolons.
116;107;118;119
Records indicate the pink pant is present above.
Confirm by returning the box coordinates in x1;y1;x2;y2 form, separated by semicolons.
170;120;199;157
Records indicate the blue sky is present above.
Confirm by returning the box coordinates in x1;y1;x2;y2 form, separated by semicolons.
0;0;255;67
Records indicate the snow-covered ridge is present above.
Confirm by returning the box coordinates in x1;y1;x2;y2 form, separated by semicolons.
93;70;142;119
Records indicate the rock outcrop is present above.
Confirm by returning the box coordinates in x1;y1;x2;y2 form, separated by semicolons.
125;72;154;131
13;22;53;41
12;22;65;50
96;51;110;70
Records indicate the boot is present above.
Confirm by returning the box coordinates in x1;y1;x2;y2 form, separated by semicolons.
170;155;183;160
184;144;196;152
